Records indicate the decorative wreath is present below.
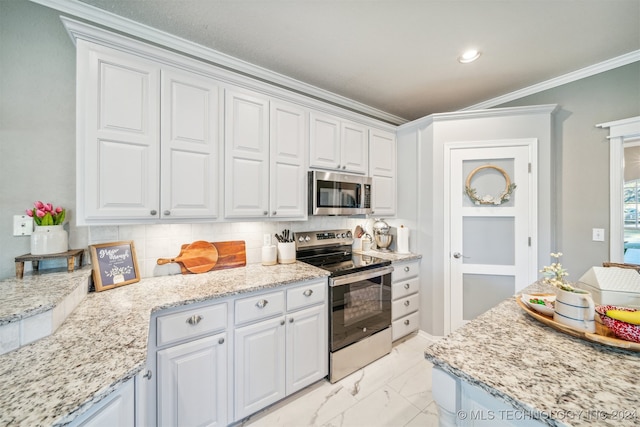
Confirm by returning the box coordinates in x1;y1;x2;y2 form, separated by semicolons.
464;165;517;205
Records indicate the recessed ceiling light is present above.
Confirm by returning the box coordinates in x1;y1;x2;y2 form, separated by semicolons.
458;49;481;64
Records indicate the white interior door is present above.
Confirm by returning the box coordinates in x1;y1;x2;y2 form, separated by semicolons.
447;140;537;332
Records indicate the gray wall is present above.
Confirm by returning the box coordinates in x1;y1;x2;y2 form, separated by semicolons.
498;63;640;282
0;0;78;279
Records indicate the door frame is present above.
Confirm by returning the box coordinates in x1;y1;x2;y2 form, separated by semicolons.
443;138;538;334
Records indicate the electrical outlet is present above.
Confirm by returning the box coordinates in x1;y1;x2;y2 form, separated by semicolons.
263;233;272;246
13;215;33;236
592;228;605;242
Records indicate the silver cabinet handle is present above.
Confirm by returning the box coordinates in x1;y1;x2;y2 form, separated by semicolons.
404;283;410;290
404;300;410;307
342;165;346;170
404;319;410;326
186;315;203;325
218;337;225;345
263;211;268;216
150;210;157;215
404;266;410;272
289;317;294;323
303;289;313;297
272;211;277;215
256;299;268;309
163;210;170;216
280;320;285;326
143;370;152;380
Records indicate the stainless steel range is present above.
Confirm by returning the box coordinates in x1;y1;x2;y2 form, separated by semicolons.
294;229;393;383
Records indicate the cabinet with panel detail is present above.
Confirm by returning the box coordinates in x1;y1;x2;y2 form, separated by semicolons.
151;301;228;427
309;111;368;174
369;128;397;216
234;279;327;421
391;260;420;341
224;88;307;219
76;40;221;224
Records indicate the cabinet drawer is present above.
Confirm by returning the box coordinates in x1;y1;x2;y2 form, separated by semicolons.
392;260;419;282
157;303;227;347
392;277;419;300
287;280;326;311
392;311;419;341
235;290;285;325
392;293;419;321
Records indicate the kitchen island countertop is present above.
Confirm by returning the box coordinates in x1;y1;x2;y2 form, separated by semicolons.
425;281;640;426
0;261;329;426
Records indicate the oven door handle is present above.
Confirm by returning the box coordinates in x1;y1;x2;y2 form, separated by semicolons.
329;265;394;287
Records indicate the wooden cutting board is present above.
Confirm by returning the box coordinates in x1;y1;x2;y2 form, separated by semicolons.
157;240;246;274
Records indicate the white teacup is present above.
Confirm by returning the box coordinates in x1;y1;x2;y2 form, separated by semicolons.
553;286;596;333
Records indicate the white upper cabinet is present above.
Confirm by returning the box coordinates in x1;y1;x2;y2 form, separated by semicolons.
270;100;307;218
309;112;368;174
77;41;221;223
161;67;220;219
225;88;307;219
224;87;270;218
79;40;161;222
369;128;397;216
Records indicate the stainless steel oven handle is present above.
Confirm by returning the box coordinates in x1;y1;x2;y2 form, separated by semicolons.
329;265;394;287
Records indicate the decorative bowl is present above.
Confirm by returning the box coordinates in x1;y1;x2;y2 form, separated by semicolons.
595;305;640;343
521;293;555;317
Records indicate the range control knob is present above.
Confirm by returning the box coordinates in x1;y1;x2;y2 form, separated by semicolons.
346;231;352;238
304;236;311;242
298;236;306;243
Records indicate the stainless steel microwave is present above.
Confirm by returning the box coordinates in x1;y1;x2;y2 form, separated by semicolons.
308;171;372;216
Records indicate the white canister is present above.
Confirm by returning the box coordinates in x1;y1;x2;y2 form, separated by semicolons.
277;242;296;264
261;245;277;266
30;224;68;255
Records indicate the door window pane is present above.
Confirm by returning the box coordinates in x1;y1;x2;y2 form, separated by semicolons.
463;217;515;265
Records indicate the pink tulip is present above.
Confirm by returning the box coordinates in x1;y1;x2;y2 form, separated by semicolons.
44;203;53;212
26;209;33;217
36;209;45;218
35;201;44;209
55;206;62;213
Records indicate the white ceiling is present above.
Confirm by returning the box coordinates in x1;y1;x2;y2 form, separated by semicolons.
74;0;640;122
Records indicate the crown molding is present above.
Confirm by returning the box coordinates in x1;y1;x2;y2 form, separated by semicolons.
463;50;640;111
30;0;408;125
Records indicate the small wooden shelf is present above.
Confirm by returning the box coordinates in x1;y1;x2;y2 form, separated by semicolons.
15;249;84;279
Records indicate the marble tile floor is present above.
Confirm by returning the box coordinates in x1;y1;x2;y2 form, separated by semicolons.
241;333;440;427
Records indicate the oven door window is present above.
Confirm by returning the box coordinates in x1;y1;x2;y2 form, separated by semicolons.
317;179;361;208
330;273;391;352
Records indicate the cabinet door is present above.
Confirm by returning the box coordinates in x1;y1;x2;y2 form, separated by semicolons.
309;112;341;170
69;377;135;427
160;68;220;219
286;304;327;394
79;41;160;221
157;333;227;427
234;317;286;420
270;101;307;218
224;88;270;218
341;121;368;174
369;129;397;216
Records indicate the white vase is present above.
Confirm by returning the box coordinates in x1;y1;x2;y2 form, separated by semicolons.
30;224;68;255
553;286;596;333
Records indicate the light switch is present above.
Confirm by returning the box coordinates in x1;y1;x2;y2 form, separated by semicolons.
13;215;33;236
592;228;605;242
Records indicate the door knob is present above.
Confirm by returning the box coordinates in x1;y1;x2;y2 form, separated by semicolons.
453;252;463;259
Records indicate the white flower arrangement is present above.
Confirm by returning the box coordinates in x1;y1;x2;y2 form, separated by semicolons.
540;252;574;292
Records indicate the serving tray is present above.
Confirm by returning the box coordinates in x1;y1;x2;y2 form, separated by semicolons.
515;295;640;352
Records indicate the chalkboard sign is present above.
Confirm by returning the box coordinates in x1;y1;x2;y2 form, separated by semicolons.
89;241;140;292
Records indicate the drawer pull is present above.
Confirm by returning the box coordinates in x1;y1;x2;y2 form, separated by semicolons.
186;315;203;325
218;337;225;345
404;319;410;326
404;266;410;272
289;317;294;323
404;300;410;307
143;370;152;380
280;320;285;326
256;299;269;309
404;283;410;290
303;289;313;297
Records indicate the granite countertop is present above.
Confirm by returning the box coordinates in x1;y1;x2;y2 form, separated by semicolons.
0;262;329;427
355;249;422;263
425;281;640;427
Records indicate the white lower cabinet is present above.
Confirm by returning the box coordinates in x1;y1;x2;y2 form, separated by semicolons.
234;279;327;421
69;378;135;427
157;332;228;427
391;260;420;341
